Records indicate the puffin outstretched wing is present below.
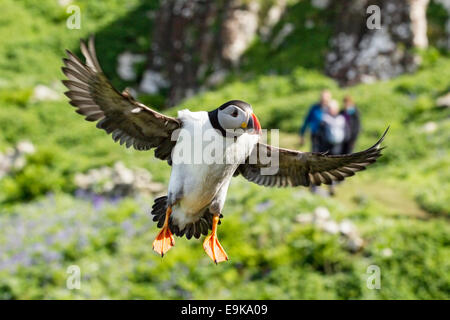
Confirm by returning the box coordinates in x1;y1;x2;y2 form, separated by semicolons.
62;36;181;160
236;127;388;187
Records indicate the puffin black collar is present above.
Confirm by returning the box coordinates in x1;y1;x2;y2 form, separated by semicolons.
208;109;227;137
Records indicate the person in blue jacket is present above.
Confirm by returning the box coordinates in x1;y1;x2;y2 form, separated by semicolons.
299;90;332;152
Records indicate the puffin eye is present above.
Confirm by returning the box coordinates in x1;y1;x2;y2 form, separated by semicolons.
231;109;238;117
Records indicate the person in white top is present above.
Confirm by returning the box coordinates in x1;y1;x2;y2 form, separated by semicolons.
319;99;347;155
316;99;347;196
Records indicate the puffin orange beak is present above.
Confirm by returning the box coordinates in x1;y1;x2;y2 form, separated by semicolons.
248;113;262;134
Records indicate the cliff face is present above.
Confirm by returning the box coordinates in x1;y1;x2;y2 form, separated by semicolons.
325;0;430;86
141;0;270;106
134;0;446;105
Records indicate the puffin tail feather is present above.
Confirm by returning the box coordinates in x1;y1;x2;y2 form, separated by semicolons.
151;196;168;228
150;197;223;240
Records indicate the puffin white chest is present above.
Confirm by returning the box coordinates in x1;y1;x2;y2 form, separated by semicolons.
167;110;258;226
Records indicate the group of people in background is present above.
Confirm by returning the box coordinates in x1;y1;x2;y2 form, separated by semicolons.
299;90;361;195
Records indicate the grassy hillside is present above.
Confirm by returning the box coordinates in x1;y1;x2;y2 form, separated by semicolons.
0;0;448;299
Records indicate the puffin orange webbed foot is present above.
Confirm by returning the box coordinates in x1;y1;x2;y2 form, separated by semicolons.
152;206;175;257
203;214;228;264
152;226;175;257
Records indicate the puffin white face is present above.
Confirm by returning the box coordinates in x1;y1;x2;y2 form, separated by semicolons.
217;104;249;132
209;100;262;137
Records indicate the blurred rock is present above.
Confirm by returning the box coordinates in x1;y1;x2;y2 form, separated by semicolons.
410;0;430;49
272;23;295;49
74;162;165;198
16;141;36;154
339;219;363;252
139;70;169;94
295;213;313;224
325;0;429;86
260;0;287;39
423;121;438;133
347;236;364;252
295;206;364;252
58;0;73;7
31;85;60;102
321;220;340;234
381;248;393;257
339;219;357;236
0;141;35;179
221;1;260;64
206;70;229;87
117;51;146;81
313;206;331;221
436;92;450;108
144;0;276;106
312;0;330;9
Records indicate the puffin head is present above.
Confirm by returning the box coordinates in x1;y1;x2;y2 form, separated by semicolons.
210;100;261;137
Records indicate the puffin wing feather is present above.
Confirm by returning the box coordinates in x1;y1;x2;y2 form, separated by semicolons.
62;36;181;160
236;127;388;187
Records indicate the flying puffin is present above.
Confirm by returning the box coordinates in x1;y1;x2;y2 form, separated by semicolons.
62;37;387;263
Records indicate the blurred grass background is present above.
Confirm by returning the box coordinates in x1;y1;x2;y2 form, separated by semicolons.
0;0;448;299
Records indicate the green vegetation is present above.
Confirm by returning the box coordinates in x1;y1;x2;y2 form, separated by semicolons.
0;0;448;299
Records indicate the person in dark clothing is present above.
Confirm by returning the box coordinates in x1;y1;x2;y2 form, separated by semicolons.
340;95;361;154
299;90;332;152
